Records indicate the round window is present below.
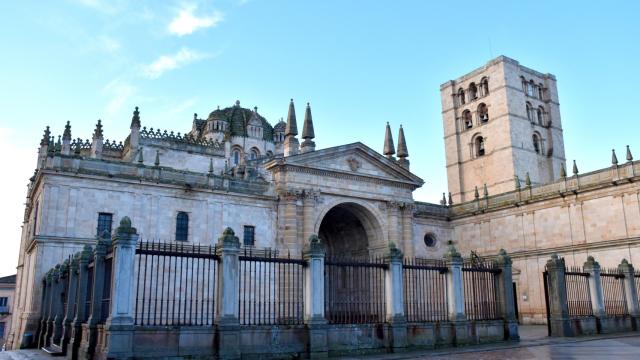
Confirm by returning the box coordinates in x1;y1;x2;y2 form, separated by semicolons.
424;233;437;248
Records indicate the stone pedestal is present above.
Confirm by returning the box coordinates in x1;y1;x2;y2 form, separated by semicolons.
584;256;607;332
385;243;407;351
618;259;640;330
546;254;573;337
303;235;328;358
444;243;470;345
495;249;519;341
215;228;241;360
79;236;109;360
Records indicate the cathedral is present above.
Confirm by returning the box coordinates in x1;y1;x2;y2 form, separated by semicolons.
7;55;640;349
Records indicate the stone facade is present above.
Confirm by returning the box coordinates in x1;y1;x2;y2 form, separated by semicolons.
6;56;640;349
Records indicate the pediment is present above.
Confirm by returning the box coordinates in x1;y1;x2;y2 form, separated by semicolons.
268;142;424;187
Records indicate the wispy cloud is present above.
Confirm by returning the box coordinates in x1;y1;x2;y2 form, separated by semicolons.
168;5;224;36
103;78;136;116
98;35;121;54
142;48;210;79
73;0;123;14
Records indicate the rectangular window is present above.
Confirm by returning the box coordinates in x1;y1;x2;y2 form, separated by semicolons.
243;225;255;246
0;297;7;307
32;201;39;236
175;212;189;241
97;213;113;238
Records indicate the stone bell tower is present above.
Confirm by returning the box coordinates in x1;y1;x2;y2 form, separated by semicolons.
441;56;566;203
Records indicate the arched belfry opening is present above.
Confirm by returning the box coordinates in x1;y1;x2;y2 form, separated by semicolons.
318;202;382;258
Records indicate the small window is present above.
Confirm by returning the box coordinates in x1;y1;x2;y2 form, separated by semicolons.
475;136;485;157
481;78;489;96
526;102;533;121
527;80;535;97
533;134;541;154
97;213;113;238
250;148;260;160
478;103;489;123
232;149;240;166
538;84;544;99
33;201;39;236
424;233;437;247
243;225;255;246
0;297;7;307
175;212;189;241
469;83;478;100
537;107;544;125
462;110;473;129
458;88;465;105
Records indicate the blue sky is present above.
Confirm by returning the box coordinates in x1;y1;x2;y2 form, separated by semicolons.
1;0;639;276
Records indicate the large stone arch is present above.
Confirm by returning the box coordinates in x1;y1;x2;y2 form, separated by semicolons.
314;200;385;257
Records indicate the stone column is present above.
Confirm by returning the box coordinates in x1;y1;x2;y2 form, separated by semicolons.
387;202;401;253
79;235;109;360
103;217;139;359
618;259;640;330
280;190;301;250
494;249;519;341
545;254;572;337
583;256;607;319
301;190;318;245
385;243;407;351
67;245;92;360
302;235;328;358
50;262;69;346
444;242;469;345
215;228;241;360
401;204;414;258
61;257;78;355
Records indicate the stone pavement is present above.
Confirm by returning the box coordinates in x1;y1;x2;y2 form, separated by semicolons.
1;327;639;359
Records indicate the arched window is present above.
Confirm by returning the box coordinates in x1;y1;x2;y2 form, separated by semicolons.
175;212;189;241
232;148;241;166
532;133;541;154
537;106;544;125
250;147;260;160
458;88;465;105
527;80;535;97
478;103;489;123
521;76;527;92
481;78;489;96
538;84;544;99
469;83;478;100
462;110;473;129
526;102;533;121
475;136;485;157
266;150;274;158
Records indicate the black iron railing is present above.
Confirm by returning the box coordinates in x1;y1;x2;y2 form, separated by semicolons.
462;260;501;321
403;258;448;322
101;256;112;322
565;267;593;317
134;241;219;326
324;256;387;324
238;248;306;325
601;268;627;316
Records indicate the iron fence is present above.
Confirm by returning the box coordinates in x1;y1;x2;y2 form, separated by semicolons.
402;258;448;322
238;248;306;325
565;266;593;317
462;259;501;321
600;268;627;316
85;264;94;319
635;271;640;302
324;256;387;324
134;241;219;326
101;255;113;322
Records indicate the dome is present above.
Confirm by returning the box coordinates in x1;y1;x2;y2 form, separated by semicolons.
206;101;274;141
273;119;286;133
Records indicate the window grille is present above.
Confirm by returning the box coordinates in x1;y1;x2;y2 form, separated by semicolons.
97;213;113;237
243;225;255;246
176;212;189;241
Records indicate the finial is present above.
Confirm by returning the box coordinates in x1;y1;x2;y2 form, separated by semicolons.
154;150;160;166
194;113;197;120
627;145;633;162
40;126;51;146
301;102;315;140
525;172;531;187
572;160;579;176
474;186;480;199
209;158;214;174
612;149;618;165
483;183;489;197
63;121;72;140
254;106;258;113
560;163;567;178
93;119;104;139
448;192;453;206
235;100;240;107
285;99;298;136
396;124;409;158
383;122;395;157
514;175;521;190
441;192;447;206
131;106;141;128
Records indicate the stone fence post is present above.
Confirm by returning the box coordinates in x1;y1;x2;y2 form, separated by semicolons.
444;242;469;345
68;245;92;360
50;261;69;347
215;228;241;360
583;256;607;319
38;270;53;348
494;249;519;340
546;254;572;336
61;257;78;355
103;217;139;359
618;259;640;330
302;235;328;358
385;243;407;351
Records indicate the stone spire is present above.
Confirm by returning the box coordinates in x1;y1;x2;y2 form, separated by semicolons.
525;172;532;187
62;121;72;155
627;145;634;162
396;125;409;170
514;175;521;190
131;106;141;129
300;102;316;153
441;193;447;206
40;126;51;146
130;106;141;149
560;163;567;178
474;186;480;200
383;122;395;159
91;119;104;159
283;99;299;156
572;160;579;176
448;192;453;206
483;184;489;197
612;149;618;165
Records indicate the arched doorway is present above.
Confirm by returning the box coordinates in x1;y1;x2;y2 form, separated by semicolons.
318;202;383;258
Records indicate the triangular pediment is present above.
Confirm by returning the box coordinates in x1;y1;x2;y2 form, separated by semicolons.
267;142;424;187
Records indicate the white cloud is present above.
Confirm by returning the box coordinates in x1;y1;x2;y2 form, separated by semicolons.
103;79;136;115
99;35;121;54
142;48;209;79
73;0;122;14
168;5;224;36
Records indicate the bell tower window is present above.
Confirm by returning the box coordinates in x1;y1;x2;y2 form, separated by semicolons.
462;110;473;129
475;136;485;157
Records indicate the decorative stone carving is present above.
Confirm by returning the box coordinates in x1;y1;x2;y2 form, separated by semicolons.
347;157;361;172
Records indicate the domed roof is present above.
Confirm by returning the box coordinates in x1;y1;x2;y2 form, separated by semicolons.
207;101;274;141
273;118;286;132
